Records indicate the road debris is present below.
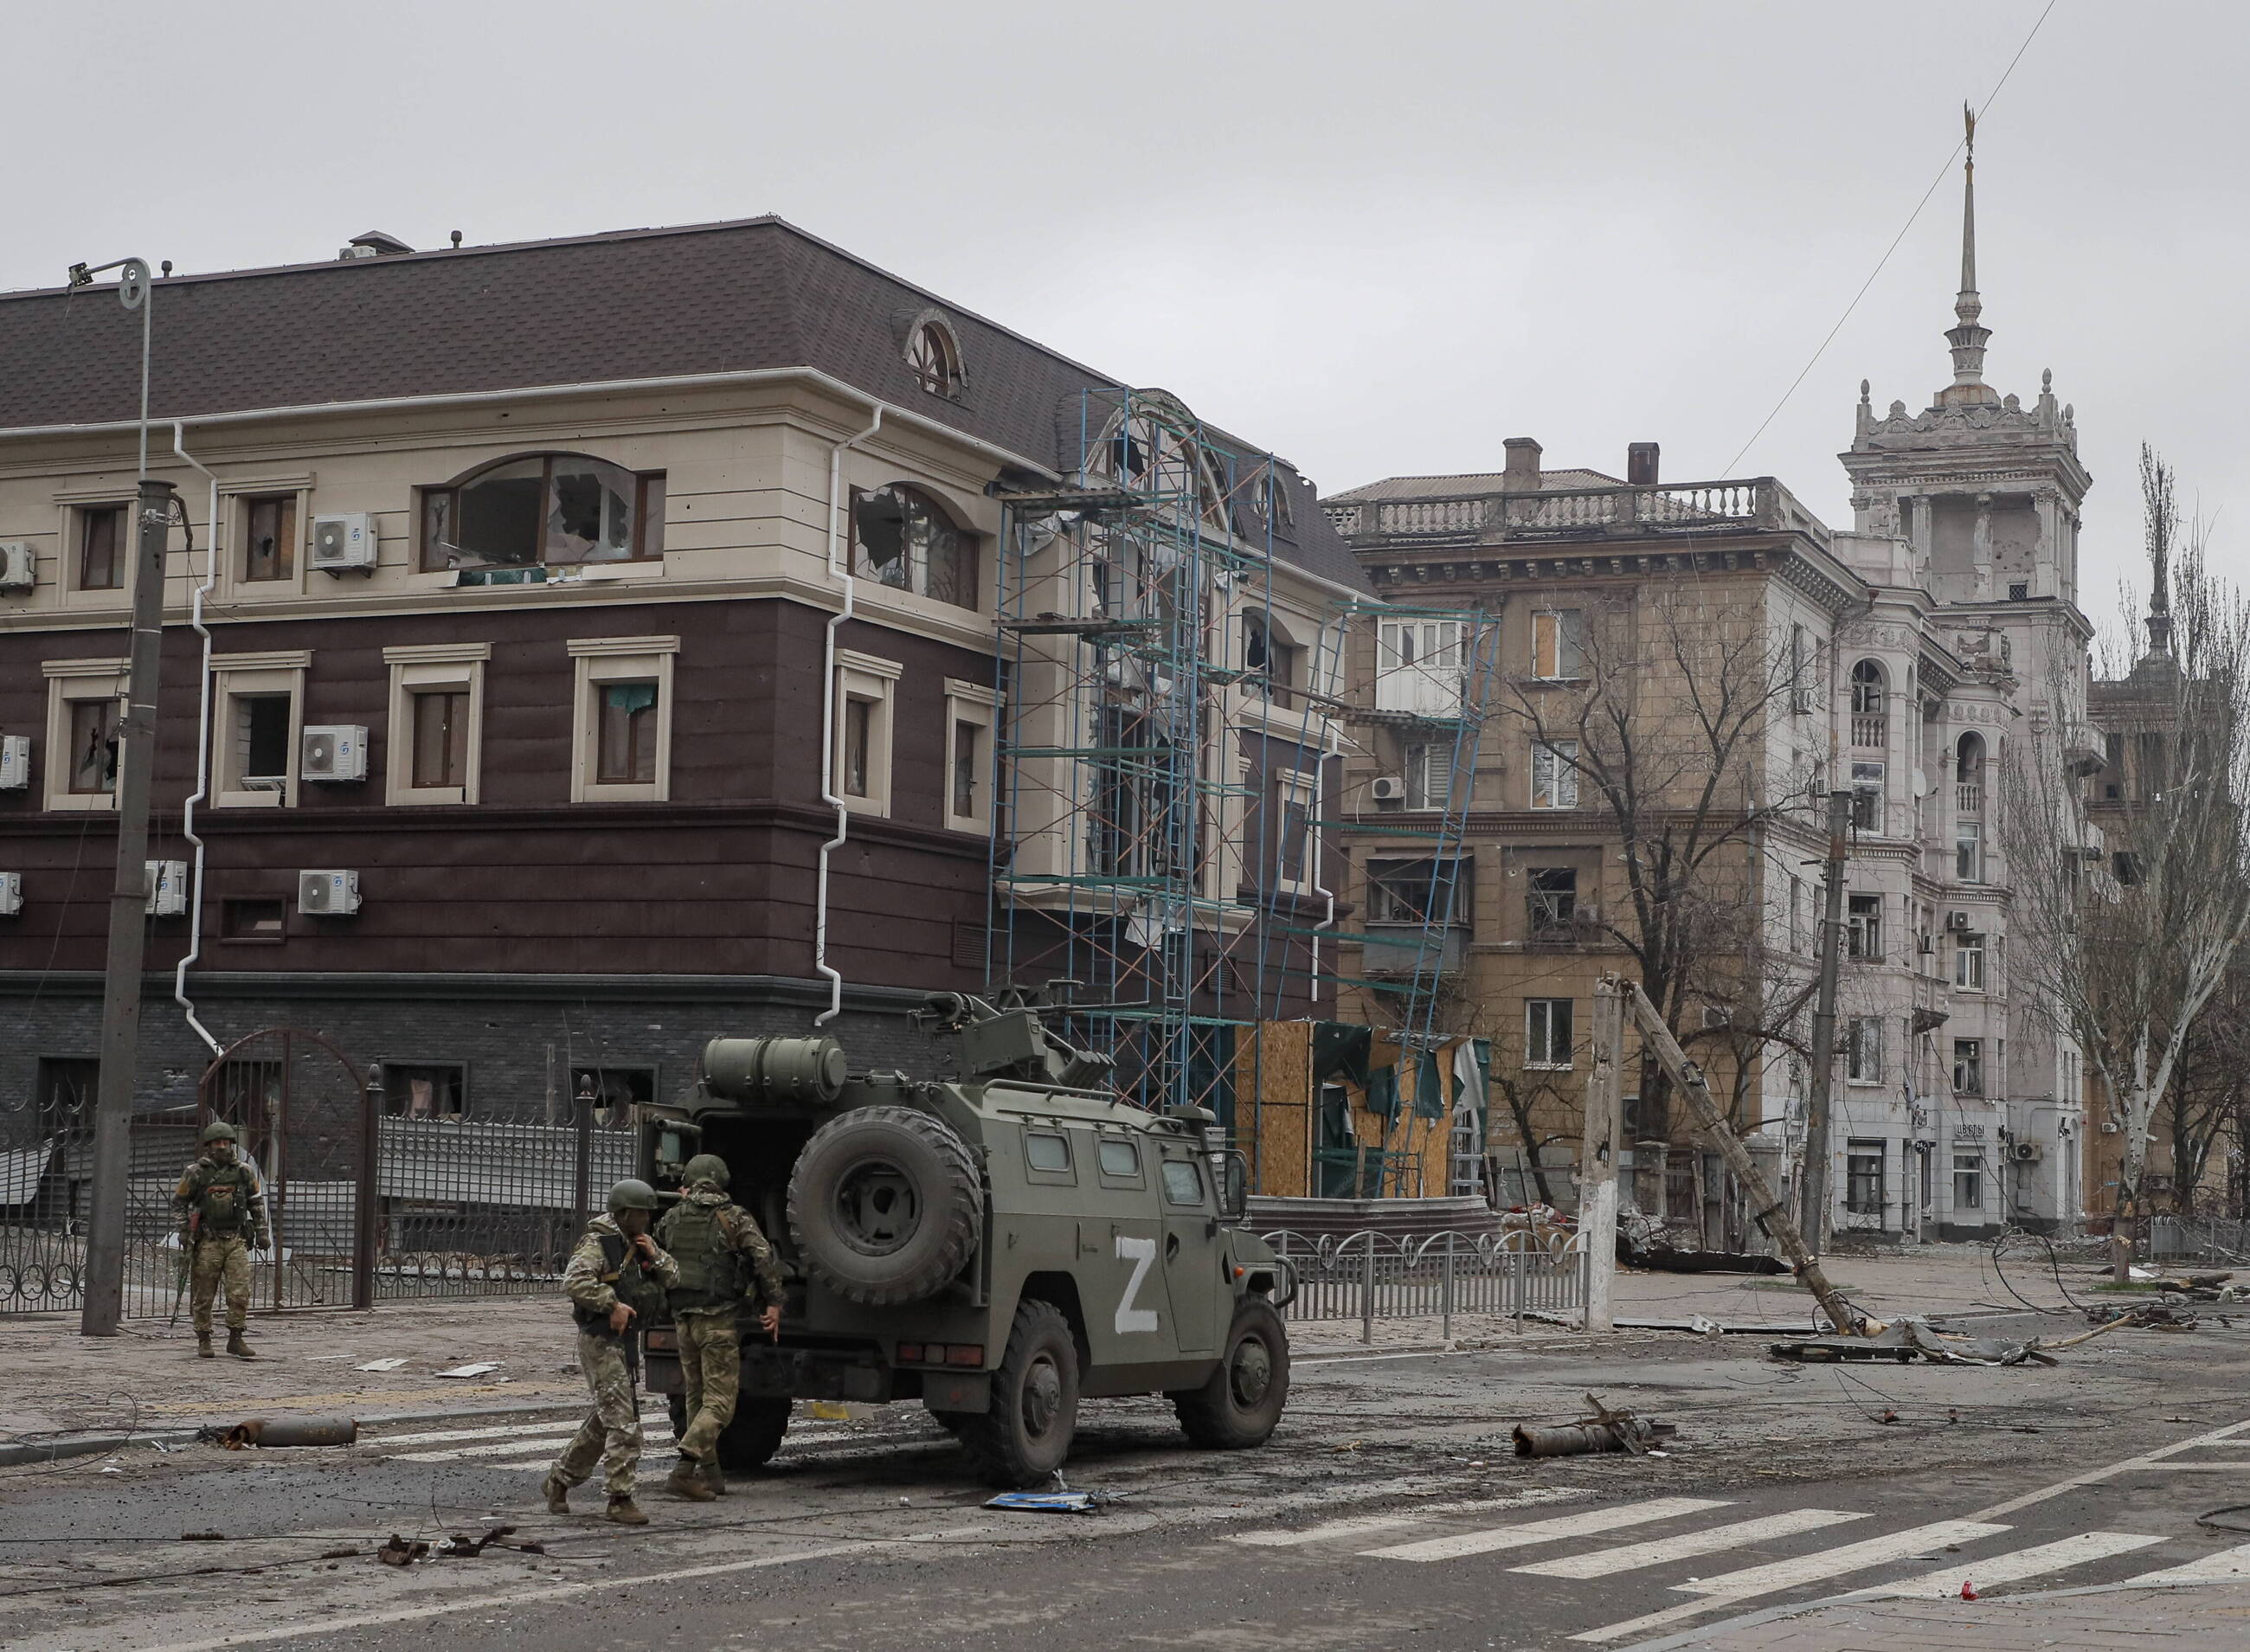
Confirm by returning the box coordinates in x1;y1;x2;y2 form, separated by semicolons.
433;1362;503;1379
434;1524;544;1558
376;1535;429;1566
1514;1393;1677;1459
986;1490;1102;1514
355;1358;409;1372
198;1416;360;1449
180;1531;225;1542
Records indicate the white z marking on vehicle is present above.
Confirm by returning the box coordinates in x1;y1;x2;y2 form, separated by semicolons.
1115;1234;1160;1334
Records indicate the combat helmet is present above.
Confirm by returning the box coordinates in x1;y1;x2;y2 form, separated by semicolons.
681;1154;730;1190
198;1120;240;1145
606;1177;660;1214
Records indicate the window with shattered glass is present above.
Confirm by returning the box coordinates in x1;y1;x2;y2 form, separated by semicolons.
421;454;663;572
851;484;975;609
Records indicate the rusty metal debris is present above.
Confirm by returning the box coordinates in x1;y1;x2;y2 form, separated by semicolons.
198;1416;360;1449
434;1524;543;1558
1767;1321;2056;1368
1514;1393;1677;1459
376;1535;428;1566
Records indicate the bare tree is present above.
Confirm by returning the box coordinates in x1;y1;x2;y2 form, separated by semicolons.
1498;582;1813;1151
2161;950;2250;1214
1999;449;2250;1277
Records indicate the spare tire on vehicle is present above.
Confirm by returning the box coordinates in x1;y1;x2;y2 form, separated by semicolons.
787;1105;981;1306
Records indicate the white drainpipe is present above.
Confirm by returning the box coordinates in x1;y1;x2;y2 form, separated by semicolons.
814;404;885;1025
170;421;222;1057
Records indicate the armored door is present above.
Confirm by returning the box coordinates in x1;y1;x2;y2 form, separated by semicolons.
1155;1141;1219;1353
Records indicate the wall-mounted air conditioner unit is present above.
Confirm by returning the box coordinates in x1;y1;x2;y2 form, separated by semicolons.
301;725;368;782
310;513;376;574
2010;1141;2043;1163
146;859;189;917
299;869;361;916
1945;910;1974;932
1371;775;1405;802
0;872;21;916
0;542;33;593
0;736;29;790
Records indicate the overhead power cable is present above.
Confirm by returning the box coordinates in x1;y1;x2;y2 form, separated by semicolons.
1722;0;2058;476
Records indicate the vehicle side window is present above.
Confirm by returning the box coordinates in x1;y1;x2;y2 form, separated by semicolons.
1097;1138;1141;1178
1025;1131;1071;1173
1160;1159;1204;1206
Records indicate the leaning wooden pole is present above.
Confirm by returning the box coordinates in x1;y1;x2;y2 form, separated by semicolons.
1606;973;1870;1337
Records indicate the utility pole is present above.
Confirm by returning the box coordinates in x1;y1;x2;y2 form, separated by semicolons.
1581;980;1625;1333
80;477;177;1336
1797;787;1853;1255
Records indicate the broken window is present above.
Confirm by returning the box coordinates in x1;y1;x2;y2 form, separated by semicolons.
1527;867;1577;934
1953;1151;1983;1211
1845;1139;1886;1214
382;1062;466;1119
851;485;975;610
907;321;963;397
79;505;124;590
1532;740;1578;809
411;690;470;790
242;494;297;582
1850;761;1884;832
1952;1038;1983;1096
1366;858;1466;926
596;682;659;785
952;718;981;820
843;697;874;798
68;696;119;794
421;455;663;572
221;898;286;942
235;696;292;787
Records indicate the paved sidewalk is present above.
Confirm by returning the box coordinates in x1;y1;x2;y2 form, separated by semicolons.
1669;1581;2250;1649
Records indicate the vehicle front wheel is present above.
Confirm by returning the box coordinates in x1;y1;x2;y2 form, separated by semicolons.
954;1298;1079;1488
1173;1297;1289;1450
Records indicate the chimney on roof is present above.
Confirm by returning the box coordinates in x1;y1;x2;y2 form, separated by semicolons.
338;230;414;261
1627;442;1661;486
1501;437;1542;493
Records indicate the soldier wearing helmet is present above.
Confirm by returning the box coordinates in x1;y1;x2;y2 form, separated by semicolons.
652;1153;786;1501
171;1120;270;1360
543;1179;680;1525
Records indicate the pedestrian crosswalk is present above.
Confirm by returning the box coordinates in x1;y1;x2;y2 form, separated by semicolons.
1225;1492;2250;1646
367;1408;885;1469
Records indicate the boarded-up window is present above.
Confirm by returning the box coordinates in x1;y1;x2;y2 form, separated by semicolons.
1530;609;1585;679
242;495;297;582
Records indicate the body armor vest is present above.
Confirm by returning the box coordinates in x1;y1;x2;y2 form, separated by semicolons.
573;1231;668;1333
190;1161;258;1233
663;1200;742;1313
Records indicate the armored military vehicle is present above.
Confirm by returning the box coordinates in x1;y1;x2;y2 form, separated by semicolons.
638;993;1293;1487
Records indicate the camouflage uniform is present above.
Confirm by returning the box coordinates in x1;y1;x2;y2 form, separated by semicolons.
550;1214;679;1499
172;1152;269;1340
656;1182;786;1471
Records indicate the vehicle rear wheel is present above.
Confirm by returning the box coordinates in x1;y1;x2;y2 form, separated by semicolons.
666;1392;689;1441
954;1298;1078;1488
788;1106;981;1307
714;1397;793;1470
1173;1297;1289;1450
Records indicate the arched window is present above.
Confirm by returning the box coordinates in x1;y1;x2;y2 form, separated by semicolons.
852;483;976;609
1956;731;1985;784
421;453;664;574
1090;395;1229;530
906;322;963;398
1849;660;1887;749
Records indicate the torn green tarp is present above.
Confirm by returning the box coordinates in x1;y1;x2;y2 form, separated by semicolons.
1366;1063;1400;1121
1311;1023;1372;1089
1415;1047;1446;1119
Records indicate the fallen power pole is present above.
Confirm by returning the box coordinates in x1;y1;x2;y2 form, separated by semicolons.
1600;972;1871;1338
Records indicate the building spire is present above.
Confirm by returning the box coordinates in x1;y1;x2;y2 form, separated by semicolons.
1940;103;1997;404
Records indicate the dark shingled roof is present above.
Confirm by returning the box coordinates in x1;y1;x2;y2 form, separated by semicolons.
0;217;1369;594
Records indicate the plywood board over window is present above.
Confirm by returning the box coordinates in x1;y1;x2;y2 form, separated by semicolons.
569;635;678;803
384;643;489;807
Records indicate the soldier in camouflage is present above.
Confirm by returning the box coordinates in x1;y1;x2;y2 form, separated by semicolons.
543;1179;680;1525
172;1120;270;1360
654;1153;785;1501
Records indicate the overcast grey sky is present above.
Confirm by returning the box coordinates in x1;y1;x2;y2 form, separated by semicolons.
10;1;2244;618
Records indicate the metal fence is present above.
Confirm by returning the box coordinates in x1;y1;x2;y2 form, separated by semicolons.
2148;1216;2250;1263
1260;1228;1588;1341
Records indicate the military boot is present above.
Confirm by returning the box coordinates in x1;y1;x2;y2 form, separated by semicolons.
195;1334;214;1359
665;1458;717;1502
225;1328;257;1360
702;1456;729;1497
541;1474;571;1515
605;1495;649;1526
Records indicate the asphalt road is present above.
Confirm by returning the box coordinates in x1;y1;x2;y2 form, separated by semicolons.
7;1315;2250;1652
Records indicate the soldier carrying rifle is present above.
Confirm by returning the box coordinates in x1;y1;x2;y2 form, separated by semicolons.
172;1120;269;1360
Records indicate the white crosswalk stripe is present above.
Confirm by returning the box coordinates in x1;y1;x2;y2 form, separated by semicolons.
1861;1530;2164;1599
1231;1514;1430;1548
1365;1497;1730;1563
370;1415;665;1449
2118;1540;2250;1584
394;1435;586;1462
1511;1508;1868;1578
